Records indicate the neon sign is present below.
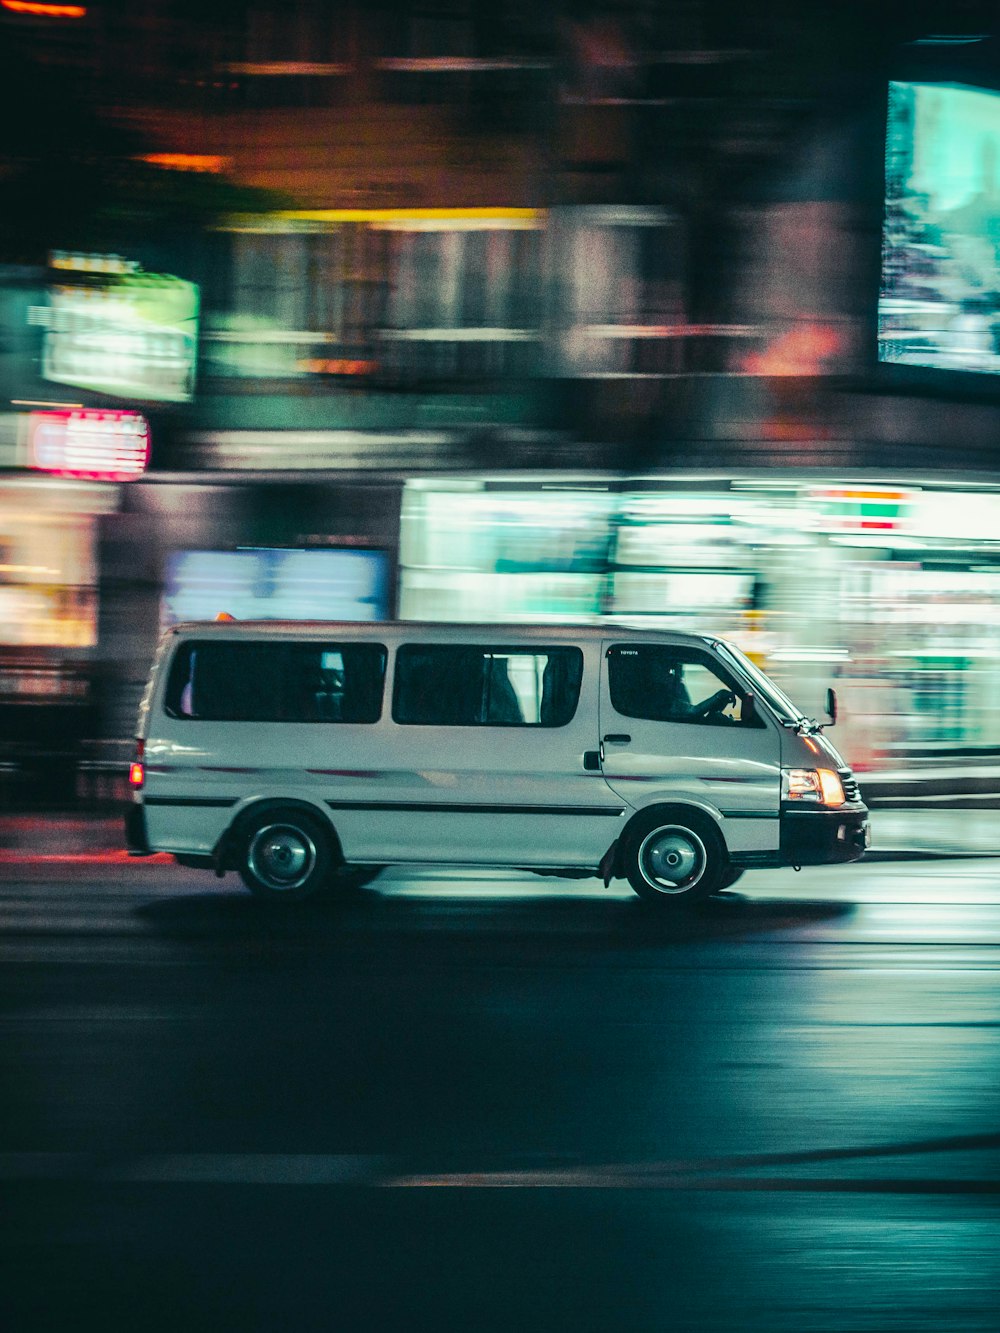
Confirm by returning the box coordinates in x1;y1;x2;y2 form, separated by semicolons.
26;409;150;481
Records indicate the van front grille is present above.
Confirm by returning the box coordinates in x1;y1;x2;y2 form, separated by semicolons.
840;770;860;803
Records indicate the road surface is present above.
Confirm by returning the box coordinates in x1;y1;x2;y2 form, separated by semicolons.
1;856;998;1331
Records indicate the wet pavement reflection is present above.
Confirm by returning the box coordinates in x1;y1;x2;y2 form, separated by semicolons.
1;858;998;1331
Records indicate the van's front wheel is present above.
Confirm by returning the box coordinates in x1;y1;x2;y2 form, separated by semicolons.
239;810;333;903
623;810;725;907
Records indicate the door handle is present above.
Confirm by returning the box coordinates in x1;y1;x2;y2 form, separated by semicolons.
603;733;631;743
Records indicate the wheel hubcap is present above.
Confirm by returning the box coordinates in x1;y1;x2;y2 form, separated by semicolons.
637;825;706;894
247;823;316;891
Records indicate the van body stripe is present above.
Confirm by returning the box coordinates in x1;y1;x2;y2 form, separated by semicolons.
144;797;239;808
325;800;625;817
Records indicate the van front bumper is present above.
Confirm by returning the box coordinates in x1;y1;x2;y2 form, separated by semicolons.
779;804;870;866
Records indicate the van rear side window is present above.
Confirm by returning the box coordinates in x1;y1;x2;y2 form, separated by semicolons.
164;641;387;723
393;645;583;726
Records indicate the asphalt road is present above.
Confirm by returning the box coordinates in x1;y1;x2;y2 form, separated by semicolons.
1;857;999;1332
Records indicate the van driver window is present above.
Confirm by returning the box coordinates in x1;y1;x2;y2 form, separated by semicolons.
393;645;583;726
164;641;387;722
608;644;759;726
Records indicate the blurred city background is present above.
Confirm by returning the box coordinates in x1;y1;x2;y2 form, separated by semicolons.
1;0;999;813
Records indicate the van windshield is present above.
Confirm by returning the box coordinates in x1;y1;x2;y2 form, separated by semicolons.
712;641;806;726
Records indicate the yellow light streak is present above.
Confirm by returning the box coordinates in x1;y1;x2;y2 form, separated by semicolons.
222;207;546;233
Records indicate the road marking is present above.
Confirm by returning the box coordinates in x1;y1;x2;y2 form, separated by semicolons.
2;1132;998;1190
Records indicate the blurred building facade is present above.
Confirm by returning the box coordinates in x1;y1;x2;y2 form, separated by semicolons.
1;0;999;799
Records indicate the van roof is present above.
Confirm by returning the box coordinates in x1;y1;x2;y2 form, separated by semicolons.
165;619;721;648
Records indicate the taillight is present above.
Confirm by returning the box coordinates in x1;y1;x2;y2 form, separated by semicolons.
129;739;145;790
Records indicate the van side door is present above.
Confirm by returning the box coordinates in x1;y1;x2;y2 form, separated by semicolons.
599;641;781;855
356;637;624;868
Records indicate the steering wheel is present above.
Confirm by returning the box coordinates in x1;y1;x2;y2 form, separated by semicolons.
695;689;737;719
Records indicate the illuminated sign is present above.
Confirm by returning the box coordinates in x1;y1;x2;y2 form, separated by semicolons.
807;487;914;533
162;548;389;624
26;410;149;481
49;252;134;273
41;256;199;403
880;81;1000;376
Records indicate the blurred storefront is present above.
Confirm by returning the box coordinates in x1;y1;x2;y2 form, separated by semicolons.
399;474;1000;772
0;475;115;804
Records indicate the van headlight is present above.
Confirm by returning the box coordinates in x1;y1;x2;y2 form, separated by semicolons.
782;768;845;806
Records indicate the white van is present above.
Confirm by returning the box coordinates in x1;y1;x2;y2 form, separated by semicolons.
125;620;870;906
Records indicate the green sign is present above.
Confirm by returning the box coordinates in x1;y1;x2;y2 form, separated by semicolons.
43;264;199;403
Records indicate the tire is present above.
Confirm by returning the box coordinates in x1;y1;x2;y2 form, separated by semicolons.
238;808;333;903
717;866;746;891
623;808;726;907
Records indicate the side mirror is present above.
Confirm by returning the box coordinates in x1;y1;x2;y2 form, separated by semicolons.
826;687;838;726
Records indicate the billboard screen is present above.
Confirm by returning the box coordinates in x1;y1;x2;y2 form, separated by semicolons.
162;548;390;626
879;80;1000;375
43;259;199;403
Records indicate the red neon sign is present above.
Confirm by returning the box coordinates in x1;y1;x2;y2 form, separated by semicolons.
27;409;149;481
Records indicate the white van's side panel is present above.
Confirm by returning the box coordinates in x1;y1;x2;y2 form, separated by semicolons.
338;638;622;865
142;719;378;855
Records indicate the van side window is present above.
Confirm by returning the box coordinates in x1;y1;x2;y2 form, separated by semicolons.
608;644;761;727
393;645;583;727
164;641;387;723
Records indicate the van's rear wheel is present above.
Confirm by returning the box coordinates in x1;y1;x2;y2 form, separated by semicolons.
238;809;333;903
623;810;725;907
